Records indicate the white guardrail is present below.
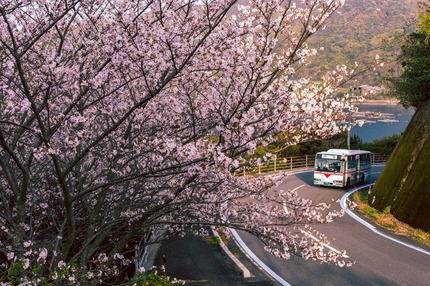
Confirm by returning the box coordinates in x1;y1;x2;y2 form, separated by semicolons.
237;153;391;176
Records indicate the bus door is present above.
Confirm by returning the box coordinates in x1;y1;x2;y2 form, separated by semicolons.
346;155;357;184
356;155;360;183
342;157;347;185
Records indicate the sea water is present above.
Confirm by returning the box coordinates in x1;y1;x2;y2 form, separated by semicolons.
350;102;415;143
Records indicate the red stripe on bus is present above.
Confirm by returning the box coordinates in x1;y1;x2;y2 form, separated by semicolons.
314;172;342;176
314;169;370;177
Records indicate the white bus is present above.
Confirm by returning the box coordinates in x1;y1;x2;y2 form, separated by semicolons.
313;149;371;188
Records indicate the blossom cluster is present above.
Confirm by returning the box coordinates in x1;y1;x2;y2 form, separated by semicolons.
0;0;358;282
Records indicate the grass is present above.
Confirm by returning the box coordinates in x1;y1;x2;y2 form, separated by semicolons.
229;248;238;257
211;235;221;247
361;206;381;222
216;227;229;243
353;190;430;247
206;227;230;248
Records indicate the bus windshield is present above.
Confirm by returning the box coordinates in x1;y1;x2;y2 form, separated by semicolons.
315;158;343;173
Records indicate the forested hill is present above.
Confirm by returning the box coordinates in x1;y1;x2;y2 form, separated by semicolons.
304;0;419;86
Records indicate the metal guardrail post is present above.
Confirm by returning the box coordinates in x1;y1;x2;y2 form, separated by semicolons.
235;153;389;177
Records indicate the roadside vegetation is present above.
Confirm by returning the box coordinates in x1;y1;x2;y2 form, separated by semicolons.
247;133;401;160
353;189;430;247
369;2;430;233
129;271;184;286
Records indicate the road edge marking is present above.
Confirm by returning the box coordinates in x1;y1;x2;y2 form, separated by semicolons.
230;228;292;286
227;185;310;285
283;184;349;258
340;184;430;256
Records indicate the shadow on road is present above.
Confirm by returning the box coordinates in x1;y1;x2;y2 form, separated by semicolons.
293;171;315;186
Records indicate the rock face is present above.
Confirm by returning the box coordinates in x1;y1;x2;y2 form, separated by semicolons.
369;100;430;232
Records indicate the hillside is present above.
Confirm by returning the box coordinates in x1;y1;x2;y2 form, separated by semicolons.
303;0;419;86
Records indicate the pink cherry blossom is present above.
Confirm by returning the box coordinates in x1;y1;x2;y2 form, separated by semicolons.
0;0;360;282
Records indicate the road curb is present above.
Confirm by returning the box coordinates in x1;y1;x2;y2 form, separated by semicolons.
210;226;251;278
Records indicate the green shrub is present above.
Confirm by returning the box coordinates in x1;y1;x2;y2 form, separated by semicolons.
379;221;397;229
412;229;430;246
129;271;184;286
362;206;380;221
216;227;229;243
353;190;368;202
211;236;221;247
383;205;391;214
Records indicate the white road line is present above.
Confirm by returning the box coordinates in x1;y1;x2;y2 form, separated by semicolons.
291;184;305;192
340;186;377;230
282;184;304;215
230;228;292;286
308;234;349;258
286;170;313;176
284;200;349;257
341;185;430;256
232;166;430;286
283;184;349;258
227;185;309;285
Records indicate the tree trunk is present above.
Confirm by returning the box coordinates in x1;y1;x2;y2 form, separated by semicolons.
369;99;430;232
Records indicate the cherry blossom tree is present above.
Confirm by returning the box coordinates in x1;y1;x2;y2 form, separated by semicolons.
0;0;357;283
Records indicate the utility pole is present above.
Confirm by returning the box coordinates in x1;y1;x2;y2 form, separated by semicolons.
348;88;352;150
347;86;362;150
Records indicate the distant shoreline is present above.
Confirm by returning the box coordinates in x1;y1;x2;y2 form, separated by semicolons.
354;99;400;105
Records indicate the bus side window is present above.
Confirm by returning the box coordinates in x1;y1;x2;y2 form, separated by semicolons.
348;156;356;169
360;154;370;168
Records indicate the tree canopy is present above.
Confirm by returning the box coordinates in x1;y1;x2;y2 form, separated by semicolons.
0;0;357;283
369;2;430;233
388;3;430;108
302;0;419;86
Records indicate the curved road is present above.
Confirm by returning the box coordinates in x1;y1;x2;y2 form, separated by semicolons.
237;166;430;286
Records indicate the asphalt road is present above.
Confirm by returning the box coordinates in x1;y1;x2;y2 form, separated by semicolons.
237;166;430;286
